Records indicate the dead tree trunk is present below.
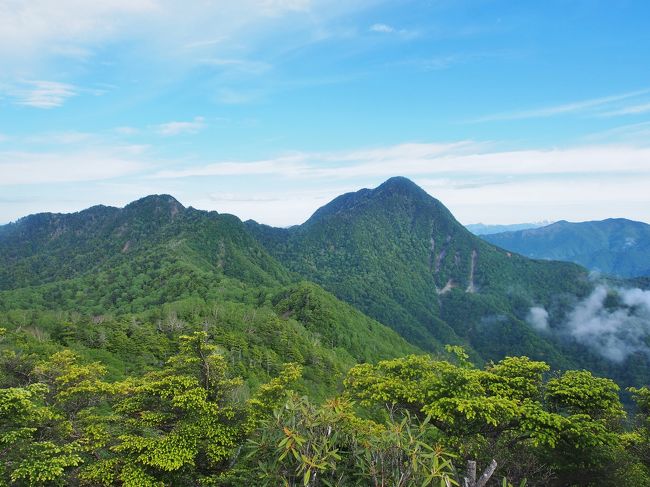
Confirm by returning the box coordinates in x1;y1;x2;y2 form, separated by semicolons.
464;459;497;487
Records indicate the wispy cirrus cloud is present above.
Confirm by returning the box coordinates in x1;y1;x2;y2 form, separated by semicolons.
6;80;78;109
0;0;378;118
155;117;205;136
369;22;418;38
152;143;473;179
154;155;306;178
0;0;158;62
471;88;650;122
182;37;226;49
151;141;650;181
601;102;650;117
405;49;522;71
587;122;650;146
0;0;334;68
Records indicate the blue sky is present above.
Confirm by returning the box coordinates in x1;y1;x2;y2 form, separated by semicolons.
2;0;650;226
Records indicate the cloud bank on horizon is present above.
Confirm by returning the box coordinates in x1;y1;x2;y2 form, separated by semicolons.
1;0;650;226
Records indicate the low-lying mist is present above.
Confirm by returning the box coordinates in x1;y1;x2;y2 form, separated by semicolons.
527;284;650;362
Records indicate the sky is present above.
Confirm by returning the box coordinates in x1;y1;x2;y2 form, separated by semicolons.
2;0;650;227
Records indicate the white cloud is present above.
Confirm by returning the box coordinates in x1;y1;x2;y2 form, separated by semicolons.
370;23;395;33
152;142;650;180
155;117;205;136
565;285;650;362
527;307;549;332
155;155;306;178
368;22;418;38
6;80;78;109
190;189;344;226
0;147;146;185
420;175;650;226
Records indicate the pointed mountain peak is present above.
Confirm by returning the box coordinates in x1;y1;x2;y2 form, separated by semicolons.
368;177;456;219
125;194;183;208
123;194;185;219
368;176;435;205
303;176;458;229
375;176;426;194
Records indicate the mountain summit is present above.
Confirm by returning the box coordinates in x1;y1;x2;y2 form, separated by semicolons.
123;194;185;216
305;176;447;226
248;177;594;367
374;175;431;197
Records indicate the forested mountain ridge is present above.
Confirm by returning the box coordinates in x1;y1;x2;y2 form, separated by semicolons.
482;218;650;278
0;194;290;292
247;177;650;385
0;195;418;397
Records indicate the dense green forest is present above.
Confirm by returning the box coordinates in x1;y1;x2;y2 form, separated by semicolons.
4;327;650;486
2;180;650;485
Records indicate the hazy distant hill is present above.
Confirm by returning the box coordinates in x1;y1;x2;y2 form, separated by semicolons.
482;219;650;278
466;221;553;235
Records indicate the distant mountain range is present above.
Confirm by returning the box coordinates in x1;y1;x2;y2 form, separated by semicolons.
466;221;553;235
482;219;650;278
2;177;650;389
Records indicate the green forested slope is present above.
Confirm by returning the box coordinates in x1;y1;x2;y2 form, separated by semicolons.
247;177;650;384
0;195;418;401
